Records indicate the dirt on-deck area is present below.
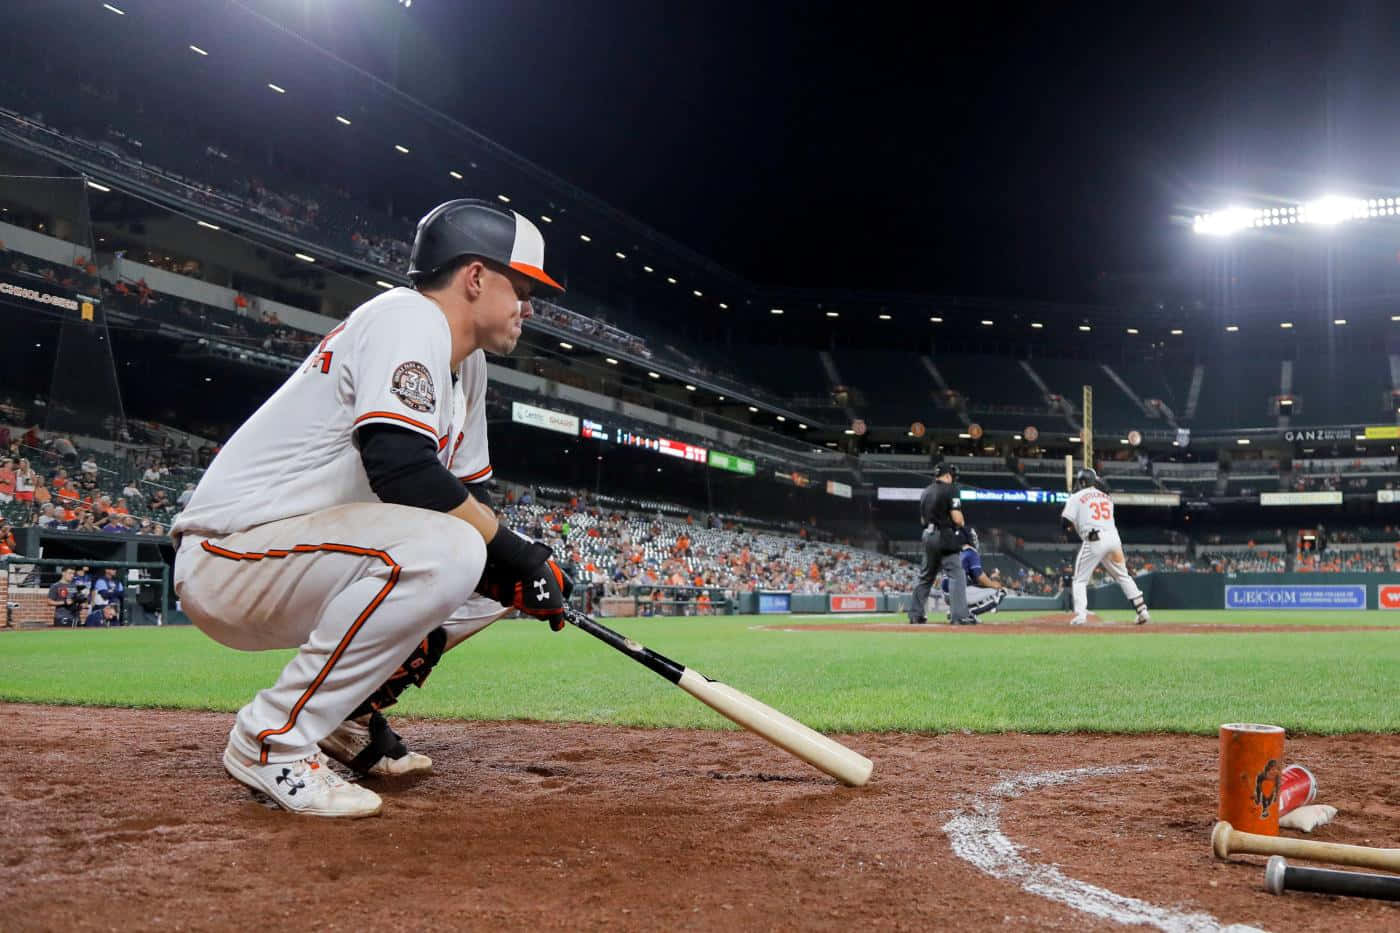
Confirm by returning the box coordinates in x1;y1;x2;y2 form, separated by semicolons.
2;704;1397;930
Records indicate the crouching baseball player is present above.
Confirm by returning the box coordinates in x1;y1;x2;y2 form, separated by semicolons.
1060;468;1150;626
938;529;1007;622
173;200;570;818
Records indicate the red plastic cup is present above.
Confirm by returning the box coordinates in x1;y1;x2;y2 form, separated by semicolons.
1278;764;1317;817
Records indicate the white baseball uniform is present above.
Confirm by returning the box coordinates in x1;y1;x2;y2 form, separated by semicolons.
1059;487;1148;624
174;287;508;766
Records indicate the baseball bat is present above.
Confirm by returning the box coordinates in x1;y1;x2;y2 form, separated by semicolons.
1265;856;1400;901
1212;821;1400;872
563;607;873;787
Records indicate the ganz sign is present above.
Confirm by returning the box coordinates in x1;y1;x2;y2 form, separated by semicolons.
1282;427;1356;442
829;594;878;613
1225;585;1366;610
1378;585;1400;610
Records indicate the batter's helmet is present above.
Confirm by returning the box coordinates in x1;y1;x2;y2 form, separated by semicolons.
934;462;959;481
408;199;564;296
964;527;980;551
1074;467;1099;491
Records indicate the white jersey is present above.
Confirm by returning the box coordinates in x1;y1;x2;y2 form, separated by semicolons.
173;287;491;537
1060;487;1117;540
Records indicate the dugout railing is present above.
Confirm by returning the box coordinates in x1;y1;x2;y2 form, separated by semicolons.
592;585;735;618
2;558;171;630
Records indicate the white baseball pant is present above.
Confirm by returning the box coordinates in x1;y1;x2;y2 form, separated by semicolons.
174;502;488;765
1071;530;1146;621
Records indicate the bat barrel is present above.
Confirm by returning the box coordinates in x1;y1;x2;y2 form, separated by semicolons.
1265;856;1400;901
1214;821;1400;872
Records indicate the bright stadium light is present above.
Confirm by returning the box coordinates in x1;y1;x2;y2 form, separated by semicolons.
86;181;111;192
497;194;510;203
268;83;286;94
1192;206;1256;235
558;341;573;350
1069;436;1081;442
777;415;787;421
615;251;626;259
1334;318;1347;325
826;311;839;318
642;265;654;272
693;289;703;297
1298;195;1368;225
684;384;697;391
748;406;759;413
1171;328;1183;335
1078;324;1091;332
336;115;352;125
196;220;220;230
539;215;552;223
579;234;591;242
1280;321;1293;329
375;280;394;289
667;276;678;284
879;313;891;320
958;433;971;439
771;308;784;315
929;316;943;323
449;170;462;179
1237;438;1250;445
294;252;316;263
605;357;619;365
1125;327;1139;334
1225;325;1239;332
980;319;994;326
719;302;729;309
647;371;660;379
189;45;208;56
799;423;808;429
1030;322;1044;329
103;2;124;14
394;144;409;153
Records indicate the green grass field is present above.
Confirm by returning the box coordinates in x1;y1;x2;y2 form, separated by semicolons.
3;610;1398;734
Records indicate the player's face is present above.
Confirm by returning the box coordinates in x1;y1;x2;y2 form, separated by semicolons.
478;264;534;354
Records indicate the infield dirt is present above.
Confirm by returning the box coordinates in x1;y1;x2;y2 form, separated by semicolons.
3;703;1397;930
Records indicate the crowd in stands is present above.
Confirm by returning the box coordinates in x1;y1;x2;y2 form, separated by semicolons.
0;420;210;544
1296;544;1400;573
496;488;912;604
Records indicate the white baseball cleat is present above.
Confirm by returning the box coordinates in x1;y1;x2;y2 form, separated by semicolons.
319;712;433;777
1136;611;1151;625
223;745;383;818
1070;616;1088;626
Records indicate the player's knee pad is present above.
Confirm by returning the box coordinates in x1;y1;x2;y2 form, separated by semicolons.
349;625;447;719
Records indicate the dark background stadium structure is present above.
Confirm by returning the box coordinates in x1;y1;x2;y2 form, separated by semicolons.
0;0;1398;596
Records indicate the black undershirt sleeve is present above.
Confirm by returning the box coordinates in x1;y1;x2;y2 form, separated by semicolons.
356;424;469;513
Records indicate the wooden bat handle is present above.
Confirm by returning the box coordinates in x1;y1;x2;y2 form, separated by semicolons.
1213;821;1400;872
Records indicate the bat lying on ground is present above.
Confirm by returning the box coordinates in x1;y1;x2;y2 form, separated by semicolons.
1212;821;1400;872
1264;856;1400;901
563;607;873;787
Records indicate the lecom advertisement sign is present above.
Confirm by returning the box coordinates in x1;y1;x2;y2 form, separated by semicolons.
1379;585;1400;610
830;594;878;613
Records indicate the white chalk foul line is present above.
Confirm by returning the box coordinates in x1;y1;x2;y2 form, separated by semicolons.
943;765;1266;933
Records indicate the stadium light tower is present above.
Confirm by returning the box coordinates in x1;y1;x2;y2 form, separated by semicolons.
1192;195;1400;236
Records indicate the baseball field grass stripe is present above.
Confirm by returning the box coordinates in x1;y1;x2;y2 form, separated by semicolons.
3;611;1399;733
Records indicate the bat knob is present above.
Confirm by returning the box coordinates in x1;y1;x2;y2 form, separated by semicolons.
1264;856;1287;895
1211;821;1234;859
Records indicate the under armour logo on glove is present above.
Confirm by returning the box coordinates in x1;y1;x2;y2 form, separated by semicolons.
534;577;549;601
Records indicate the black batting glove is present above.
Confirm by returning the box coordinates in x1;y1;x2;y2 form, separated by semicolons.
479;528;570;630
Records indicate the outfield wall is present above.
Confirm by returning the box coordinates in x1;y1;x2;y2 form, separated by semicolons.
728;574;1400;615
1089;573;1400;611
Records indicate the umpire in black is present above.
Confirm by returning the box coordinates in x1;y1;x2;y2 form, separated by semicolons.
908;463;976;625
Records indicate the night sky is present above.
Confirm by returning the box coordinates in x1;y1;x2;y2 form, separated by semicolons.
249;1;1400;302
